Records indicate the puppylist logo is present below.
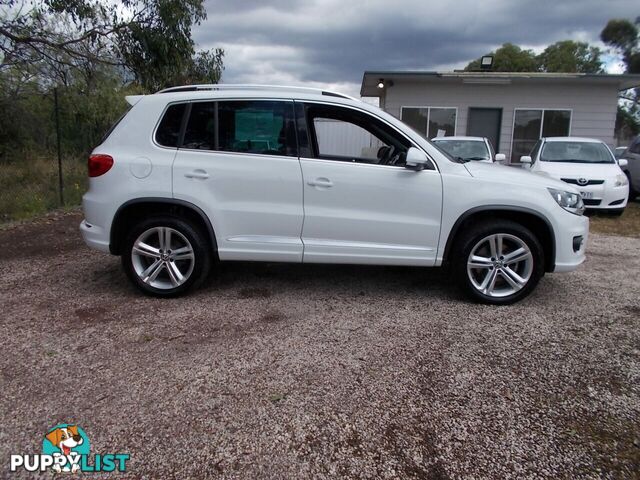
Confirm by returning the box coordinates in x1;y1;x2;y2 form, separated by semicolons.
10;424;129;474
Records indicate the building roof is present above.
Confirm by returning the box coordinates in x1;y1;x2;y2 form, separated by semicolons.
361;70;640;97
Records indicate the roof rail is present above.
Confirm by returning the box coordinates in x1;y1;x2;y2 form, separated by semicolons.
156;84;357;101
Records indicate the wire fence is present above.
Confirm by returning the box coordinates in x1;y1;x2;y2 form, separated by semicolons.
0;88;89;223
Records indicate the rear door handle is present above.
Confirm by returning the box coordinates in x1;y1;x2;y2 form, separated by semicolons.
307;177;333;188
184;169;210;180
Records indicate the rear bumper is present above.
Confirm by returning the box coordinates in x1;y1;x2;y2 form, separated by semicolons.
552;212;588;273
80;192;114;253
80;219;110;253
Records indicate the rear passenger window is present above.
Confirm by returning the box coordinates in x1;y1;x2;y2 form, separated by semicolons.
218;101;297;156
156;103;187;147
183;102;216;150
181;100;297;156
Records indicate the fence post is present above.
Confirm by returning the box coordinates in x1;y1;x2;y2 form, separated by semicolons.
54;87;64;205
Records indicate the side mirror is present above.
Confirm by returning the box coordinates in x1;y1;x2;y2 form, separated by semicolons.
520;155;532;168
618;158;628;168
405;147;429;171
494;153;506;163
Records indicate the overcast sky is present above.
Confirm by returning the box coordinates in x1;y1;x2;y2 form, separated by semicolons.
193;0;638;97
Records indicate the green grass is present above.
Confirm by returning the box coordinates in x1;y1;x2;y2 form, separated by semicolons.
0;154;86;222
589;201;640;238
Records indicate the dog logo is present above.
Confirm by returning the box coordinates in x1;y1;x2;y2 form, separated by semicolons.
576;177;588;186
10;423;129;474
42;424;90;473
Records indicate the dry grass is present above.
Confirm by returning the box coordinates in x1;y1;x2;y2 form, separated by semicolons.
588;201;640;238
0;154;86;222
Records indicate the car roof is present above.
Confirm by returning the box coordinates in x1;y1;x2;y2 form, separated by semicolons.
543;136;604;143
129;84;385;116
431;136;485;142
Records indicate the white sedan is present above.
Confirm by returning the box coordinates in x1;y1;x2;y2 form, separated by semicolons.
432;136;506;163
520;137;629;215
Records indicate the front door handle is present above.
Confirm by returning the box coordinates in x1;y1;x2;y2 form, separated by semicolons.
307;177;333;188
184;169;210;180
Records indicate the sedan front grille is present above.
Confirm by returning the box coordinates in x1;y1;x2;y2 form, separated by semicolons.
561;178;605;186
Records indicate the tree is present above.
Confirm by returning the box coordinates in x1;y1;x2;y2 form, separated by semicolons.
601;17;640;141
465;43;538;72
601;18;640;73
465;41;604;73
537;40;603;73
0;0;225;92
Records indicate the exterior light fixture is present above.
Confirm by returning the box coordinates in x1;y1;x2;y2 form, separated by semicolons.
480;55;494;70
377;79;385;89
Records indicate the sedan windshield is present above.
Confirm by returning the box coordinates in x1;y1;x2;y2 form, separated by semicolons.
540;141;614;163
432;140;490;161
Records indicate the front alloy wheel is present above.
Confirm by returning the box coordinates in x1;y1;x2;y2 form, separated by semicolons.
452;220;544;305
466;233;533;298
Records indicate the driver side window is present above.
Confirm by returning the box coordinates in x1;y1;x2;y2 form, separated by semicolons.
306;104;410;166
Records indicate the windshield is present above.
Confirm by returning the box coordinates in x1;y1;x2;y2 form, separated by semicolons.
540;141;614;164
432;139;490;161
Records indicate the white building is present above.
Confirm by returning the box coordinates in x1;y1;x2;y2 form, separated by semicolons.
360;71;640;163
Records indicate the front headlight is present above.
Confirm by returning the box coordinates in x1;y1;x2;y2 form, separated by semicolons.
614;174;628;187
548;188;585;216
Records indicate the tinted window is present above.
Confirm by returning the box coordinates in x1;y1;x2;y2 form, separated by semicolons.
542;110;571;137
512;110;542;163
540;141;615;164
630;139;640;154
428;108;456;138
401;107;456;138
156;103;187;147
218;101;296;156
183;102;216;150
511;109;571;162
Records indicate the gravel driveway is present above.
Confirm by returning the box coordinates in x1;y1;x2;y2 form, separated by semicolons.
1;211;639;479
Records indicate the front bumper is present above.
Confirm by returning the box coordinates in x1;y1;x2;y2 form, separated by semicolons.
553;212;589;273
572;182;629;211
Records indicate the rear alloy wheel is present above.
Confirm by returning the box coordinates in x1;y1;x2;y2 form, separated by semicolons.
453;221;544;305
122;216;211;297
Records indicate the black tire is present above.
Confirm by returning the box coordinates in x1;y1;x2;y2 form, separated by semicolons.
625;173;637;201
451;220;544;305
122;215;212;297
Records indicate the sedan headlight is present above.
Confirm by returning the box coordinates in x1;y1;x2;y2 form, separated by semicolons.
548;188;585;216
614;174;628;187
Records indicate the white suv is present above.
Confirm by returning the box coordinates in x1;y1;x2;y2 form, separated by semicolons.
80;85;589;304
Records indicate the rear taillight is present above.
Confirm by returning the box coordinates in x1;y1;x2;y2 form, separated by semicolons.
88;154;114;177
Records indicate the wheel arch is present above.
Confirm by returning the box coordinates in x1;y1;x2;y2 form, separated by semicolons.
443;206;556;272
110;198;218;258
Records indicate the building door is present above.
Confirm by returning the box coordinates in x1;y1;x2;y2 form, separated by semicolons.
467;108;502;154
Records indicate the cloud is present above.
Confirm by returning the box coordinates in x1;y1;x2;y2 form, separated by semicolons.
194;0;637;97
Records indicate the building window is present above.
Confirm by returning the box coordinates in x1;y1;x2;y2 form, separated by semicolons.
401;107;456;139
511;109;571;162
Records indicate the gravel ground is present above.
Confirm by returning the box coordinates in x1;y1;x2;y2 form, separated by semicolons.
1;211;639;479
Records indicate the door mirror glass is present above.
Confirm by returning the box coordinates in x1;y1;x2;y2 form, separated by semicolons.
494;153;506;163
618;158;628;168
405;147;429;171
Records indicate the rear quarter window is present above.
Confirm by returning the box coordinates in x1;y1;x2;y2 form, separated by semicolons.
156;103;188;148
